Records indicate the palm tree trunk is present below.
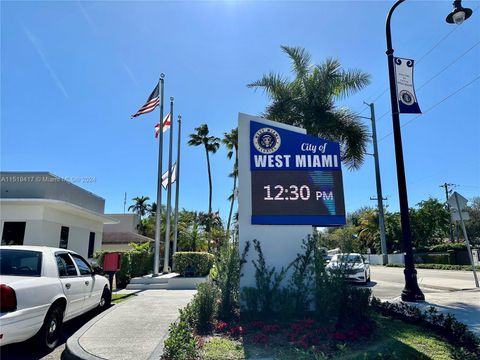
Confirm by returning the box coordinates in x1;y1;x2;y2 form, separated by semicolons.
205;145;213;251
226;174;236;236
226;153;237;236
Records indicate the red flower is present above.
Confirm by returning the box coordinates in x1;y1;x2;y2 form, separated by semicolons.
290;322;302;332
250;320;265;329
263;324;281;334
302;319;315;328
287;332;297;342
230;325;246;337
214;321;229;332
333;332;347;341
253;333;269;344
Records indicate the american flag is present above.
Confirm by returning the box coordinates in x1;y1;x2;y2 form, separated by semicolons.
131;83;159;118
154;113;172;138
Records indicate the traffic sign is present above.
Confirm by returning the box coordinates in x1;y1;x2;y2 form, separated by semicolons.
447;191;468;210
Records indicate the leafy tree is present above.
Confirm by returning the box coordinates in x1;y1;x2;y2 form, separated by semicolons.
222;127;238;235
188;124;220;246
465;197;480;245
409;198;449;249
248;46;371;170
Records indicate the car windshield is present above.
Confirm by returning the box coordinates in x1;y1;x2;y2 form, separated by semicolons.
333;255;362;264
0;249;42;276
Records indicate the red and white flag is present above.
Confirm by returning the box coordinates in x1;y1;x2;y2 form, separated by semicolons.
154;113;172;138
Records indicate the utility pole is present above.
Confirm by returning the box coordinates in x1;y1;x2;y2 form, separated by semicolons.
440;183;455;243
360;103;388;265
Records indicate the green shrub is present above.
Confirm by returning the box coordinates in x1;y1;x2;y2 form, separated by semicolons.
214;240;249;321
430;243;467;252
386;263;480;271
241;239;290;319
173;252;215;277
420;253;450;265
371;299;480;355
191;282;220;334
162;303;198;360
94;249;153;288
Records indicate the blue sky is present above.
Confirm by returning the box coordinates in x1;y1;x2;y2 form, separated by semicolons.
1;1;479;221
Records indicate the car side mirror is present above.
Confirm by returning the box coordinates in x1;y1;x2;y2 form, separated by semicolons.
364;260;370;264
93;265;103;275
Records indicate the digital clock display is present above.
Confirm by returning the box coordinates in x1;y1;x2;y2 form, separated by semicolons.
250;121;346;226
251;171;345;224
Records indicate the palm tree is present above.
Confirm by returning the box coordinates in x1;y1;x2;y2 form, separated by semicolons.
248;46;371;170
188;124;220;238
222;128;238;235
128;196;150;217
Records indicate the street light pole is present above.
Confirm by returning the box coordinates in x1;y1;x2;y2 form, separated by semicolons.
385;0;473;302
385;0;424;302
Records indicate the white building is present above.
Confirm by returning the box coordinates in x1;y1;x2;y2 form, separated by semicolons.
0;172;117;259
102;213;153;251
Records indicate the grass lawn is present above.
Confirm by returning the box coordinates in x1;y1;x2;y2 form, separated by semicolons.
111;293;137;304
200;316;462;360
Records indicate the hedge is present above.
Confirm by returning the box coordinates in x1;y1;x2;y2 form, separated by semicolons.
94;250;153;288
419;253;450;265
429;243;467;252
173;252;214;277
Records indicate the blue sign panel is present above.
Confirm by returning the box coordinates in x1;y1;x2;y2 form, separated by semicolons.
250;121;346;226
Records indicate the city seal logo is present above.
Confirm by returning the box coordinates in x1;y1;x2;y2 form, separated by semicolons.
399;90;415;106
253;127;281;154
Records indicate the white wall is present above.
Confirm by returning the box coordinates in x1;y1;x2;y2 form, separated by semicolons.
238;113;313;288
1;203;103;259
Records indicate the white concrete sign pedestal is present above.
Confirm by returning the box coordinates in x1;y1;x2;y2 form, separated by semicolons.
238;113;313;288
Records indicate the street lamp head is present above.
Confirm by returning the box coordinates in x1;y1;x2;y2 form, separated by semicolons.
446;0;473;24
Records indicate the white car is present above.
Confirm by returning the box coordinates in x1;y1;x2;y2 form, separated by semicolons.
325;253;371;285
0;246;110;350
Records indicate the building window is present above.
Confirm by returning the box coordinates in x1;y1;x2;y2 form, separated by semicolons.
1;222;26;245
88;232;95;258
59;226;69;249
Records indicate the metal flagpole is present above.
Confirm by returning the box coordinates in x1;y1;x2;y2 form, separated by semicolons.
163;97;174;273
172;115;182;255
154;74;165;275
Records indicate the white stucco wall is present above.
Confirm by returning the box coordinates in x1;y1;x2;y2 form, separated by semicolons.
238;113;313;289
1;202;104;259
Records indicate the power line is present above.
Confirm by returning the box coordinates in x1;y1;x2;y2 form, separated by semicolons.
417;40;480;92
358;6;479;116
373;40;480;123
378;74;480;142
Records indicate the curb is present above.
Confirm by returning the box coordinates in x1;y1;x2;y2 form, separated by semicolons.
63;300;129;360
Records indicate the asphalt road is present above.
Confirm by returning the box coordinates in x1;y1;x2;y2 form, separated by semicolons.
368;265;479;299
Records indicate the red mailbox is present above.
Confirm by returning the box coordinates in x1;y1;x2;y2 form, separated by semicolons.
104;252;122;272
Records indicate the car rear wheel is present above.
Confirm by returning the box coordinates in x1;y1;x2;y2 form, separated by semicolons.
37;304;63;350
98;287;111;310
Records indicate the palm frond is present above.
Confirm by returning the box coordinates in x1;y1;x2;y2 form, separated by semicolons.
281;45;311;79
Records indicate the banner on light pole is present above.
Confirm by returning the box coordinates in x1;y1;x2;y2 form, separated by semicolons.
394;57;421;114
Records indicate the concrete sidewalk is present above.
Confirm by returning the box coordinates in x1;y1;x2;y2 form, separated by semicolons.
64;289;196;360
